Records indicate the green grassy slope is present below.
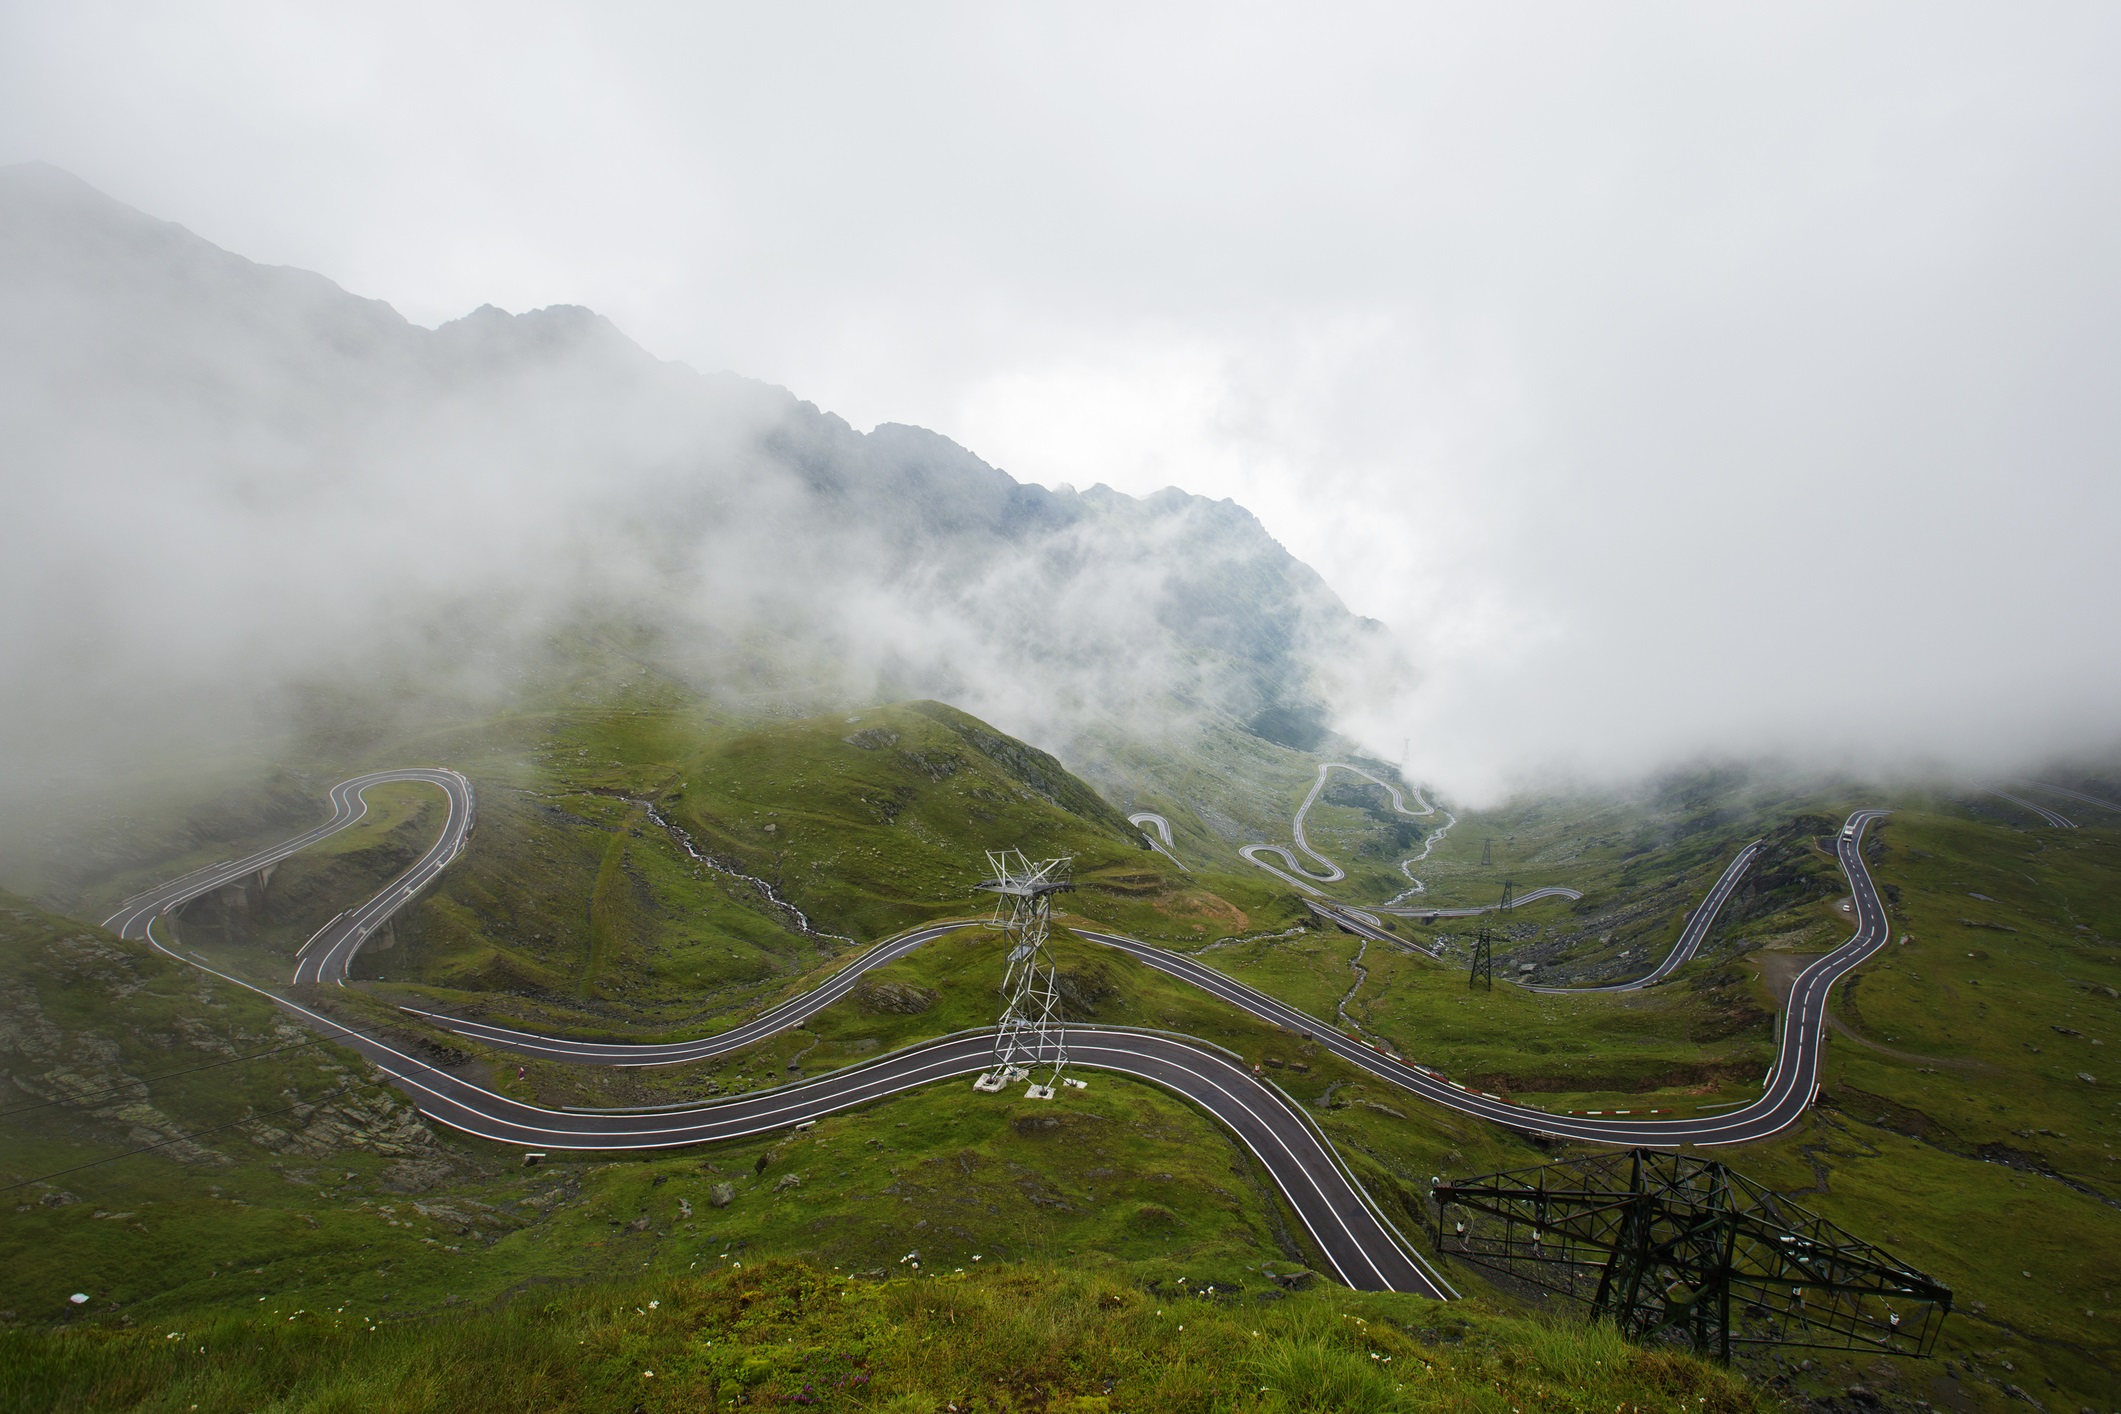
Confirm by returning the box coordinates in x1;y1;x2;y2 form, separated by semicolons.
0;891;492;1331
310;700;1302;1043
21;662;2121;1413
1;891;1480;1347
1068;717;1330;858
665;699;1190;938
1725;801;2121;1410
1182;771;2121;1411
2;888;1766;1414
2;1258;1768;1414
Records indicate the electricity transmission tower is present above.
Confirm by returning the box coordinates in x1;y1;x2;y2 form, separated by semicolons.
1481;837;1492;867
1469;879;1512;989
972;850;1074;1100
1430;1149;1952;1363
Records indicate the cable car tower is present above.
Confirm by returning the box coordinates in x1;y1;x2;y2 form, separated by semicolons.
971;850;1074;1100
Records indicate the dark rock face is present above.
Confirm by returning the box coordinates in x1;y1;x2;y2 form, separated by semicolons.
1054;960;1117;1016
0;897;444;1170
852;980;939;1015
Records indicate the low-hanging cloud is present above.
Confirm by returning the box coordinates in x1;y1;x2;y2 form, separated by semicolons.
4;5;2120;809
0;163;1398;850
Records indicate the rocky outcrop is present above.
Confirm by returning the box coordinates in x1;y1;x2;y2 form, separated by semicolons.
0;896;442;1173
852;979;938;1015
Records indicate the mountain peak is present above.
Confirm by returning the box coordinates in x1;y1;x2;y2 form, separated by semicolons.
1;159;201;260
434;301;652;368
0;165;1390;775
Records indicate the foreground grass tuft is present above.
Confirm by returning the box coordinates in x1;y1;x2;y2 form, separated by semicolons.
2;1258;1770;1413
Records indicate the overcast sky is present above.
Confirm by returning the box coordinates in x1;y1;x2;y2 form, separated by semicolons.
5;3;2118;794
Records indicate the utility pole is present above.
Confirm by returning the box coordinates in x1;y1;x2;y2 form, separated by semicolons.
1470;925;1493;990
972;850;1074;1100
1470;879;1514;990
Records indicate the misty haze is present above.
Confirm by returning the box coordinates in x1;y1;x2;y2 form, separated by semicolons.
2;9;2118;1411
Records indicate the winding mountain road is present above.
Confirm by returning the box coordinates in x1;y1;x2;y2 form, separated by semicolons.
100;770;1896;1297
102;768;473;986
1299;879;1588;960
1376;884;1586;922
1127;811;1189;871
2025;781;2121;816
1517;840;1761;993
1084;810;1886;1151
1238;762;1580;928
1240;763;1452;896
1991;788;2075;830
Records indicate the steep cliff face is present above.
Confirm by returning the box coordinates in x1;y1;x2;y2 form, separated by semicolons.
0;163;1402;799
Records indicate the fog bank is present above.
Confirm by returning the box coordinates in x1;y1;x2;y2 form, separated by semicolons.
11;5;2117;798
0;164;1397;825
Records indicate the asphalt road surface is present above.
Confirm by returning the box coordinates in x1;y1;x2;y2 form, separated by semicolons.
102;768;473;984
2026;781;2121;816
1303;899;1445;958
1301;883;1588;965
1374;884;1586;921
101;770;1896;1295
1991;788;2075;830
1126;811;1189;871
421;817;1891;1150
1240;762;1448;895
1516;840;1760;993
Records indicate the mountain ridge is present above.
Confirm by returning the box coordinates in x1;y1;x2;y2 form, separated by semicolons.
0;162;1406;825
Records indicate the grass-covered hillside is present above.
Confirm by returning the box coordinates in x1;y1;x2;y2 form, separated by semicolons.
1736;796;2121;1410
1186;769;2121;1411
340;699;1297;1044
4;1258;1768;1414
57;697;1294;1050
659;700;1263;943
0;889;1764;1412
15;666;2121;1414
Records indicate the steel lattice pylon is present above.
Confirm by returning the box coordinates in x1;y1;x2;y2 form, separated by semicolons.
971;850;1073;1099
1431;1149;1952;1362
1470;879;1512;990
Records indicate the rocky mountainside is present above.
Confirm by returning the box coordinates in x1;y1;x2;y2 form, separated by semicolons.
0;163;1403;812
